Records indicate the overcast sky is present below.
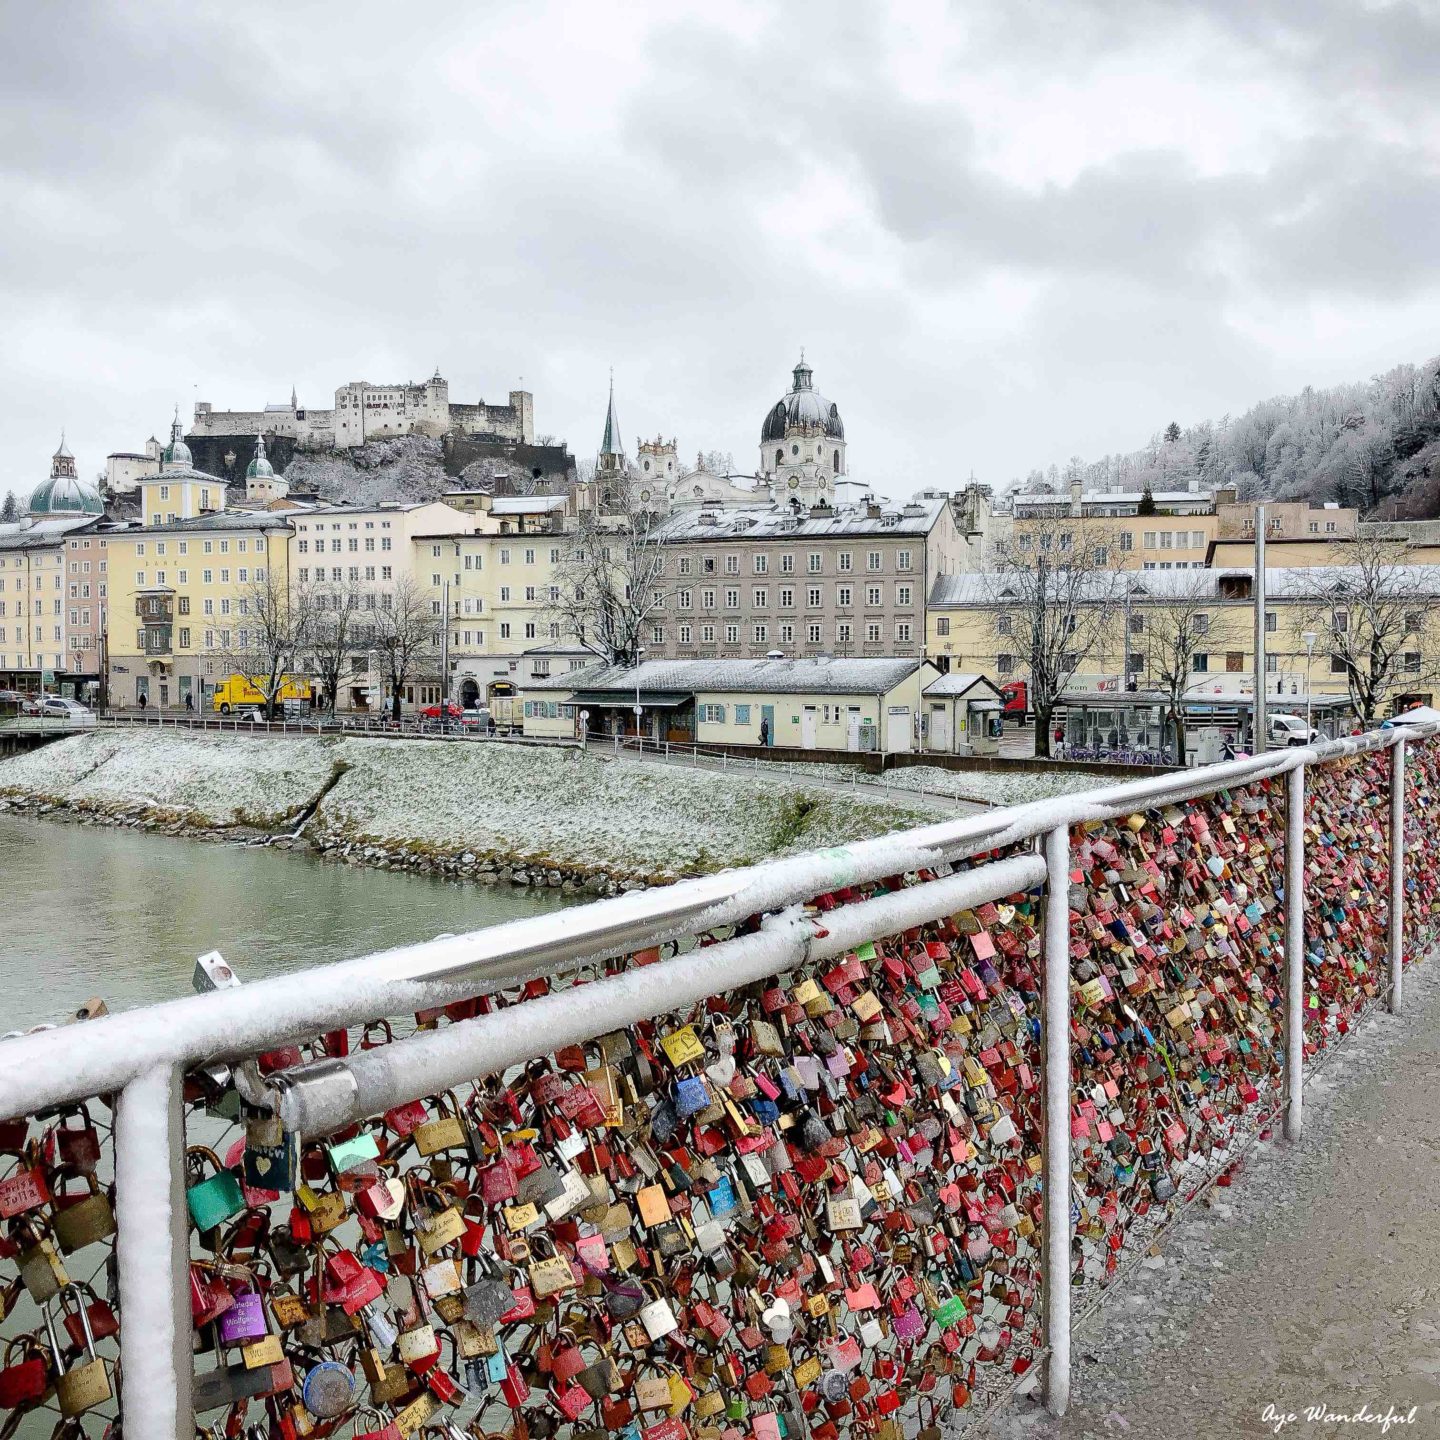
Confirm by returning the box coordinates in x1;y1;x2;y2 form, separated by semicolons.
3;0;1438;506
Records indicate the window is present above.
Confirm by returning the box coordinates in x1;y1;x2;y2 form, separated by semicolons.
525;549;535;564
725;588;739;609
179;627;190;648
1404;651;1421;673
808;553;822;573
753;624;767;644
651;626;664;644
1191;531;1206;549
1265;654;1278;673
702;556;715;574
753;555;768;574
936;617;950;636
997;614;1012;636
779;587;794;608
780;554;794;574
780;623;794;643
866;585;882;608
1330;654;1347;674
725;555;739;575
499;623;511;639
725;624;739;644
700;624;715;643
679;624;692;645
997;653;1014;674
1193;613;1210;635
1143;531;1158;549
735;704;751;724
1129;614;1144;635
837;585;852;608
678;557;691;575
1193;653;1209;672
1159;532;1173;550
866;622;881;643
838;552;852;572
203;598;213;616
896;585;912;607
896;621;912;642
1405;611;1422;633
702;588;716;609
178;596;190;616
867;551;882;571
678;589;692;609
700;704;726;724
752;587;768;608
806;587;822;608
808;623;823;643
1227;652;1245;672
897;550;912;571
1265;610;1277;633
1120;531;1134;552
837;622;852;643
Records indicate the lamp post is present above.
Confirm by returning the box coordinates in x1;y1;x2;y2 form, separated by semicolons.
633;647;646;742
1302;631;1316;738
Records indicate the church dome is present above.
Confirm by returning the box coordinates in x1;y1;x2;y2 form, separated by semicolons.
162;408;192;469
245;433;275;479
30;474;104;517
760;356;844;443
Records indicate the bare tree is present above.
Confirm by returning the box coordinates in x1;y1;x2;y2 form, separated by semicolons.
985;516;1120;758
541;474;677;667
1298;538;1440;723
217;571;315;720
371;577;440;721
305;576;368;716
1137;573;1214;763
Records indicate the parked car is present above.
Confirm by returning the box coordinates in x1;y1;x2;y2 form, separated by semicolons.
420;702;463;720
1268;712;1320;747
25;696;94;722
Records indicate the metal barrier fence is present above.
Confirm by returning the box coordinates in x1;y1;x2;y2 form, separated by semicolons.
0;723;1435;1437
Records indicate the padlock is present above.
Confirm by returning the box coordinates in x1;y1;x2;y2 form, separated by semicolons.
243;1104;301;1191
0;1334;50;1408
639;1280;679;1341
186;1145;247;1233
301;1357;359;1419
45;1297;111;1416
45;1106;102;1174
50;1171;117;1254
18;1226;70;1302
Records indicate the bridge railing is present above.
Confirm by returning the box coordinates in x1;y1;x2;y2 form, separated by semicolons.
0;724;1435;1437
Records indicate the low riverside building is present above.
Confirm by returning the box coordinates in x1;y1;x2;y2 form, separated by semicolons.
518;656;940;753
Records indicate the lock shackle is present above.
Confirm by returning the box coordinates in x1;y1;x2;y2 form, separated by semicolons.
55;1282;99;1357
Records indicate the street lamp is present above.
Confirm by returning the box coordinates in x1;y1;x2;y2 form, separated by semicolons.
633;647;646;742
1302;631;1317;737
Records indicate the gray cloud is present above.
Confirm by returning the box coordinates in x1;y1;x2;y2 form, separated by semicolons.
1;0;1438;508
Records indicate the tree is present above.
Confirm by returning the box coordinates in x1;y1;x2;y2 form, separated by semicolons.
542;474;677;668
305;576;368;716
372;577;440;721
985;517;1121;758
1137;484;1157;515
1137;574;1214;763
217;571;315;720
0;492;17;523
1164;421;1181;444
700;449;736;475
1298;538;1440;724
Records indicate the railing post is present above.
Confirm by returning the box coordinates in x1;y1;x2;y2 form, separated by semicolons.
114;1063;191;1439
1390;736;1406;1015
1284;760;1305;1141
1041;823;1071;1417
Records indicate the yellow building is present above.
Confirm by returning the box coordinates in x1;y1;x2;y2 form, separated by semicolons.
105;512;294;710
1009;486;1216;571
926;567;1440;718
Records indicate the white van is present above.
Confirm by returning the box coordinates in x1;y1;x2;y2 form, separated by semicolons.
1269;712;1320;746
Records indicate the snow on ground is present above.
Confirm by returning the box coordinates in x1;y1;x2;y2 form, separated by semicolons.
0;729;338;825
883;764;1116;807
315;739;930;878
0;732;930;879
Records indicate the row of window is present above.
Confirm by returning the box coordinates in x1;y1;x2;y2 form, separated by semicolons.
676;549;912;576
653;620;914;647
660;584;914;612
297;567;394;583
448;622;562;647
134;538;265;556
0;626;62;643
298;537;393;554
0;600;63;617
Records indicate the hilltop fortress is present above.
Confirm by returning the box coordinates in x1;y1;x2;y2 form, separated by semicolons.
190;370;534;450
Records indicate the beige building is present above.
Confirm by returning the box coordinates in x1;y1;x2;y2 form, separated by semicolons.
519;656;941;752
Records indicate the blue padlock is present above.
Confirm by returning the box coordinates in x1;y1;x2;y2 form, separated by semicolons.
301;1359;358;1419
674;1075;709;1116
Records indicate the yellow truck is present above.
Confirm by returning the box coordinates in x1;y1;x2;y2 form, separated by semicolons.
212;674;312;715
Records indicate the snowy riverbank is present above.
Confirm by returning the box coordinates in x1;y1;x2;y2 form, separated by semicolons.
0;731;931;890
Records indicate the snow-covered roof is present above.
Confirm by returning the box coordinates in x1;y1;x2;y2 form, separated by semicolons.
123;512;293;536
656;495;949;542
528;656;929;697
488;496;566;514
0;516;102;551
923;672;1001;699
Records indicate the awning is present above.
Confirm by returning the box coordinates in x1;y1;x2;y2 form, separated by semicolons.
966;698;1002;711
569;690;691;709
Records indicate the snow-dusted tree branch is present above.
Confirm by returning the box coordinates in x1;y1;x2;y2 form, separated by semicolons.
305;575;369;716
1137;574;1215;762
216;571;315;720
371;577;440;721
1298;538;1440;724
985;516;1121;757
541;475;678;668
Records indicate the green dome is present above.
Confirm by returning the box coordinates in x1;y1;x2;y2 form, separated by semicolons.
245;433;275;480
29;473;104;517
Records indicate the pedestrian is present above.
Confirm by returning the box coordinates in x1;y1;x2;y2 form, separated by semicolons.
1052;723;1064;756
185;691;194;712
137;690;147;710
760;717;770;746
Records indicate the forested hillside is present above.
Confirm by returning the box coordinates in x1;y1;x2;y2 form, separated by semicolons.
1018;353;1440;518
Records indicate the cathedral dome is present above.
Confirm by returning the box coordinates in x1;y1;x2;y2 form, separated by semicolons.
162;408;192;469
30;474;104;517
760;357;844;443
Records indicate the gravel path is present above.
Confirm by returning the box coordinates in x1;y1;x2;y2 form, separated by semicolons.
990;954;1440;1440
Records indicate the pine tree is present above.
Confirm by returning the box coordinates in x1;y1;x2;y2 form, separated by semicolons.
0;492;17;523
1137;484;1157;515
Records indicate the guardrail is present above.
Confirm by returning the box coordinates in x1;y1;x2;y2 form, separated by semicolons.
0;723;1434;1436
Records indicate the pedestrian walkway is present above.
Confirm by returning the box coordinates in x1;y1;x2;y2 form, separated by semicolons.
994;955;1440;1440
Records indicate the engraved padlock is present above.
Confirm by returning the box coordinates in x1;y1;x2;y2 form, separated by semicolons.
45;1297;111;1416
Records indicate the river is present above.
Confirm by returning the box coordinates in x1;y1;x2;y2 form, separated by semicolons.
0;811;576;1031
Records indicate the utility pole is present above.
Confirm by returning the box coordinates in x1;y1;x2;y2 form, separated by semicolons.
1253;503;1266;752
441;580;450;703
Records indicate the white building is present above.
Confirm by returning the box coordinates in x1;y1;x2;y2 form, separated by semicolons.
191;370;535;450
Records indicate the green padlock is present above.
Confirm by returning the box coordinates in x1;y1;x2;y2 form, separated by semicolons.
328;1131;381;1175
726;1396;748;1422
186;1145;246;1232
934;1295;967;1328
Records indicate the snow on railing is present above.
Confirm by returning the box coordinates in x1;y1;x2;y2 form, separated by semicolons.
0;725;1435;1437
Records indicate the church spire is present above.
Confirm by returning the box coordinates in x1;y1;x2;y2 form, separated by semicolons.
599;370;624;472
290;383;297;411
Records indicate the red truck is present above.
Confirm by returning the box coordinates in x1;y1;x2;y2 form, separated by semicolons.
1000;680;1028;723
